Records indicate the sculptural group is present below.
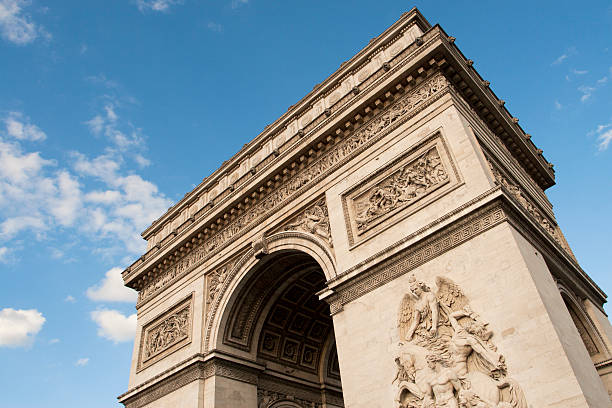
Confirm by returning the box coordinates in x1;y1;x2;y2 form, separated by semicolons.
393;276;527;408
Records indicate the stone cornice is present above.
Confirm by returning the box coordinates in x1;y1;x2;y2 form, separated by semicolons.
124;65;451;289
432;28;555;189
118;354;263;408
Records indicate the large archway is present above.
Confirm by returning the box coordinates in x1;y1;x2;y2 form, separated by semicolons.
217;249;343;408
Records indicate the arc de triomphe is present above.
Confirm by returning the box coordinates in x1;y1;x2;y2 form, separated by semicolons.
118;9;612;408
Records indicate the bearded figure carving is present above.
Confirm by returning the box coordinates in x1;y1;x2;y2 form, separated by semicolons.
393;275;527;408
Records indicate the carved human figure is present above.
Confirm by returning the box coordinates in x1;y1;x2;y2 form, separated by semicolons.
399;276;440;341
422;354;462;408
393;354;426;406
448;309;505;406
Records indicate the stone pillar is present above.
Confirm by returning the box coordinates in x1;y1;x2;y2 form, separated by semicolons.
330;221;612;407
202;358;259;408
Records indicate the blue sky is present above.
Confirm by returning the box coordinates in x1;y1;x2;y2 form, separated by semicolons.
0;1;610;407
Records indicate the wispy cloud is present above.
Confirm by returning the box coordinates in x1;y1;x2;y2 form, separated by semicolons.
207;21;223;33
551;46;576;66
554;100;563;110
593;122;612;151
578;85;596;103
64;295;76;303
231;0;248;9
0;0;48;45
75;357;89;366
49;338;59;344
135;0;183;13
85;74;118;89
572;69;588;75
0;246;9;263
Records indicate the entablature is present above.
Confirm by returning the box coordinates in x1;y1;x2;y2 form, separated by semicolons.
123;10;558;301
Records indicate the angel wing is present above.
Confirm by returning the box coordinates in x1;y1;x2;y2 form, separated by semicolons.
435;276;469;316
398;293;415;341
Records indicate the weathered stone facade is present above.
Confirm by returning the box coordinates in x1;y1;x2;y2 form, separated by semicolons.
119;8;612;408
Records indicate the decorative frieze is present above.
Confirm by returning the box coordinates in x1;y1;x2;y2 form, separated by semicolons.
136;73;450;305
487;159;575;259
138;295;193;371
342;133;459;246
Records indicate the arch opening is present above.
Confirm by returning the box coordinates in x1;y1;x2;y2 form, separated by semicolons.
219;249;344;408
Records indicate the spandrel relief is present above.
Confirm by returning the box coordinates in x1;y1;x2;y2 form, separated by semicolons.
393;276;527;408
342;134;459;246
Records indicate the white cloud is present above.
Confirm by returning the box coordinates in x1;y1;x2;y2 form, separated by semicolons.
0;0;45;45
84;190;122;205
84;104;144;150
85;74;119;89
0;137;53;183
596;126;612;151
133;154;150;168
48;171;82;227
91;309;136;343
572;69;588;75
50;248;64;259
0;246;9;262
0;109;171;262
75;357;89;366
554;100;562;110
597;76;608;85
231;0;248;9
0;215;45;239
207;21;223;33
86;267;137;302
135;0;183;12
551;46;576;66
598;130;612;151
64;295;76;303
552;54;568;66
49;338;59;344
578;85;595;102
4;112;46;141
0;308;45;347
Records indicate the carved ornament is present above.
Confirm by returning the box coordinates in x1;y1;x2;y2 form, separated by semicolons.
487;159;575;260
138;295;193;371
393;275;528;408
278;197;332;247
342;134;458;246
258;389;321;408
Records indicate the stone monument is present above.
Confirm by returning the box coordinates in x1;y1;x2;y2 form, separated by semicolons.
117;8;612;408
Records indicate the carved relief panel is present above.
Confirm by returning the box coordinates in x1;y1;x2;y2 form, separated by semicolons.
137;294;194;371
274;196;332;248
392;275;527;408
342;133;460;246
